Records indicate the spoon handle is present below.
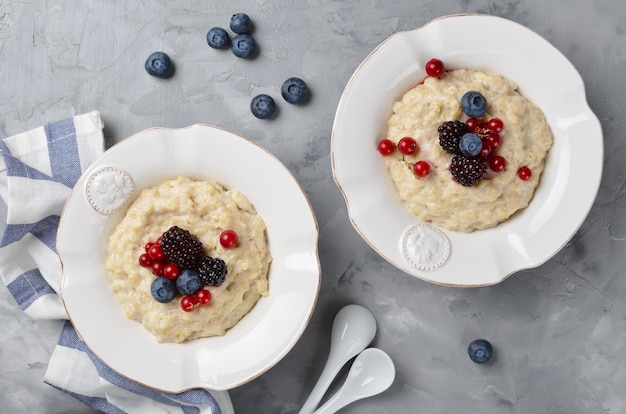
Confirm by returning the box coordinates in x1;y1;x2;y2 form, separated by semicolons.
297;358;342;414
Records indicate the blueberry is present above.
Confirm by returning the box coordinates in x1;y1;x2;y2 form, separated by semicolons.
150;277;177;303
461;91;487;118
468;339;493;364
144;51;173;78
207;27;230;49
176;269;203;295
231;34;257;58
281;77;309;104
459;133;483;157
250;94;276;119
230;13;252;34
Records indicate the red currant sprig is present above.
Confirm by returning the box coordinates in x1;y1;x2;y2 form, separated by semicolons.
180;289;212;312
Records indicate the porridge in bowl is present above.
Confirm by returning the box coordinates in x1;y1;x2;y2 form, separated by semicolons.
379;62;553;232
105;176;271;343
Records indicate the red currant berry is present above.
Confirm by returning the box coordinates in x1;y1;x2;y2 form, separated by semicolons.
148;244;165;261
195;289;212;305
398;137;418;155
465;118;482;133
489;155;506;172
377;139;395;156
219;230;239;248
152;260;166;276
413;160;431;177
138;253;153;268
180;295;198;312
479;141;493;158
425;58;445;77
486;118;504;133
518;166;532;181
145;242;155;253
163;263;180;280
485;132;501;150
155;235;162;245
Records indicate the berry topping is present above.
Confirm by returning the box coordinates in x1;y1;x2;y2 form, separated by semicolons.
479;141;493;158
413;161;431;177
486;117;504;133
468;339;493;364
195;289;212;305
176;269;204;296
438;121;466;155
231;34;257;58
163;263;181;280
484;132;501;150
377;139;395;156
250;94;276;119
398;137;419;155
138;253;153;268
425;58;445;77
230;12;252;34
518;166;532;181
147;244;165;261
180;295;198;312
159;226;203;269
281;77;309;104
206;27;231;49
219;230;239;248
458;133;483;158
450;155;486;187
151;261;166;276
144;52;173;78
198;256;228;286
489;155;506;172
464;117;483;133
150;277;177;303
461;91;487;118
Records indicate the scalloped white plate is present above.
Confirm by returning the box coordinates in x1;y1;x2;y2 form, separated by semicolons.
58;125;320;392
331;14;603;287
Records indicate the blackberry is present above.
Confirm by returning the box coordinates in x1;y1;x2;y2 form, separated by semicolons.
438;120;466;155
198;256;228;286
159;226;203;269
450;155;486;187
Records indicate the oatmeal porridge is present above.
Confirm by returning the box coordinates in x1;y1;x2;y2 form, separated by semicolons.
383;68;553;232
105;176;271;343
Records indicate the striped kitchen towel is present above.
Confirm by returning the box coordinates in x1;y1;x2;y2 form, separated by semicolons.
0;112;227;414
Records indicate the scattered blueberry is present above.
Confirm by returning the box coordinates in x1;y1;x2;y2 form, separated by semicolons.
150;277;177;303
176;269;203;295
250;94;276;119
230;13;252;34
281;77;309;104
461;91;487;118
459;133;483;157
144;51;173;78
231;34;257;58
207;27;231;49
467;339;493;364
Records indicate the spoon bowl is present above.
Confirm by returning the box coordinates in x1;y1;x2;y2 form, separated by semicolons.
298;304;377;414
312;348;396;414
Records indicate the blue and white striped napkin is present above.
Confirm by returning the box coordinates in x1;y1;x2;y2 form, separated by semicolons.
0;112;227;414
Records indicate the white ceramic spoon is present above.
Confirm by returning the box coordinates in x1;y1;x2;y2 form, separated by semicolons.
298;304;377;414
312;348;396;414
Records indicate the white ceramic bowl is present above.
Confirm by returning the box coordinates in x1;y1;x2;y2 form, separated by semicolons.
58;124;320;391
331;14;603;287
